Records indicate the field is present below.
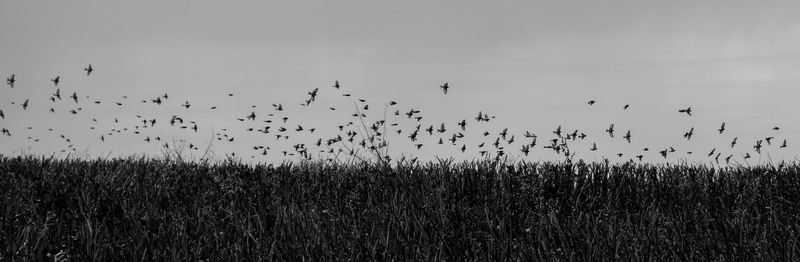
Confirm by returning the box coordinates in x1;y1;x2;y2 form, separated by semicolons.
1;155;799;260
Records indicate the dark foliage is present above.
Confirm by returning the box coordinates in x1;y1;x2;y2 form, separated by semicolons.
1;156;799;260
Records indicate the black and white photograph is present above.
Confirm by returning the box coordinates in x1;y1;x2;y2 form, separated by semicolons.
1;0;799;260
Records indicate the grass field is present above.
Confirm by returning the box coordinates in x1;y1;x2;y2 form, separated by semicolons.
1;155;799;260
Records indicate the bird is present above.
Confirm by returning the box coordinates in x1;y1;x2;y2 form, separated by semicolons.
623;104;629;110
781;139;787;148
0;109;3;119
84;64;93;76
51;76;60;86
683;127;694;140
605;124;615;138
718;122;726;134
308;88;319;102
71;92;78;104
678;107;692;116
708;148;716;157
333;80;340;89
439;82;449;94
731;137;738;148
6;74;14;88
587;100;596;106
590;143;597;151
623;130;631;143
21;99;29;110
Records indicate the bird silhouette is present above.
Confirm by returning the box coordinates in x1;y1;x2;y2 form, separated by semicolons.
731;137;738;148
678;107;692;116
51;76;60;86
333;80;340;89
623;104;629;110
440;82;449;94
587;100;596;106
781;139;787;148
71;92;78;104
6;74;15;88
718;122;725;134
21;99;29;110
605;124;614;138
623;130;631;143
84;64;93;76
683;127;694;140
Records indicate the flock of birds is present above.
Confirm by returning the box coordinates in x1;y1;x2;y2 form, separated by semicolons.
0;64;792;165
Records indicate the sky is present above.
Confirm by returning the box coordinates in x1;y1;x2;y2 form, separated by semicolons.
1;0;799;164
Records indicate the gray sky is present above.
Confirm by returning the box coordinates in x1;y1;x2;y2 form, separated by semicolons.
1;0;799;164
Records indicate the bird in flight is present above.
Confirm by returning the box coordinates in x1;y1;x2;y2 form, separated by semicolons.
683;127;694;140
84;64;93;76
21;99;29;110
623;130;631;143
730;137;738;148
718;122;725;134
51;76;60;86
333;80;340;89
678;107;692;116
440;82;449;94
587;100;596;106
605;124;615;138
6;74;14;88
623;104;629;110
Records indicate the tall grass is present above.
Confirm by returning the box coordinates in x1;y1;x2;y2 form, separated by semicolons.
1;155;799;260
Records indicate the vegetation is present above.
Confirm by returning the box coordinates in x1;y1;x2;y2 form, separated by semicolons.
1;155;799;260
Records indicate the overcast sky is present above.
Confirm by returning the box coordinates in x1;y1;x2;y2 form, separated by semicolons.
1;0;799;164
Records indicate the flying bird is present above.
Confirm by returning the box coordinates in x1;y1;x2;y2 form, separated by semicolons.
439;82;449;94
683;127;694;140
718;122;726;134
51;76;60;86
84;64;93;76
333;80;340;89
5;74;15;88
587;100;596;106
605;124;614;138
678;107;692;116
